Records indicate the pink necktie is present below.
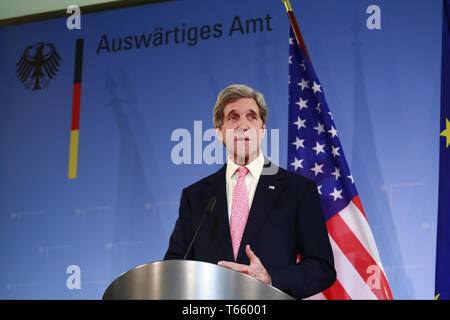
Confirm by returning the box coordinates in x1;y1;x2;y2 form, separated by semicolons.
230;167;249;261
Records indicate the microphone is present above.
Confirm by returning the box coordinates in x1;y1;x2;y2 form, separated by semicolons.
184;195;217;260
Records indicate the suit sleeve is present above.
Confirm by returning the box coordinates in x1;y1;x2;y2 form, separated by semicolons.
164;188;194;260
270;179;336;299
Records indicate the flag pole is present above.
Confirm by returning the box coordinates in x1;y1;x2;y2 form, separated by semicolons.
281;0;311;62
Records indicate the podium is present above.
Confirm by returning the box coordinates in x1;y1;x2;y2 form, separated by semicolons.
103;260;294;300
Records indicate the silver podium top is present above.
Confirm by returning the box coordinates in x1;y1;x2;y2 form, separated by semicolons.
103;260;294;300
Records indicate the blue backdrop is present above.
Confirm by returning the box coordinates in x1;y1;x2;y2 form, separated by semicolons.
0;0;441;299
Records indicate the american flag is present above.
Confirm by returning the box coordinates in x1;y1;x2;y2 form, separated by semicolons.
287;28;393;300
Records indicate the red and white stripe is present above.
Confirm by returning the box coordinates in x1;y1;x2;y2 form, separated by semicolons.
307;195;393;300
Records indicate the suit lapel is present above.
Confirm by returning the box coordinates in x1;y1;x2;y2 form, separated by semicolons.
236;161;285;262
202;165;234;262
201;161;286;263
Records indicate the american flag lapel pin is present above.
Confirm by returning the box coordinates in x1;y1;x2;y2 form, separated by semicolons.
268;185;275;190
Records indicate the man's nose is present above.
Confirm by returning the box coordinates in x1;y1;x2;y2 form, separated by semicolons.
236;119;250;131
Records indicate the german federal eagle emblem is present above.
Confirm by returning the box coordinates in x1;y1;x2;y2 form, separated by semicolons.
16;42;61;90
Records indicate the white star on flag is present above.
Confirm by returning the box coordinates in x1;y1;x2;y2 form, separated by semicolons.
314;122;325;135
297;78;310;91
312;81;322;94
329;187;343;201
310;162;324;176
315;102;321;114
312;141;325;155
296;97;308;110
331;167;341;180
328;125;338;138
290;157;303;171
293;116;306;130
331;146;340;158
292;136;305;150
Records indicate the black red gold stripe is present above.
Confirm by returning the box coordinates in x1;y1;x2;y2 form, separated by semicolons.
68;38;84;179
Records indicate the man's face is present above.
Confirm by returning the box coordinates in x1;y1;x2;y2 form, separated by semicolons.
215;97;266;165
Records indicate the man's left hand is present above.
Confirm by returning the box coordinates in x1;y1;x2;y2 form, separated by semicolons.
218;244;271;285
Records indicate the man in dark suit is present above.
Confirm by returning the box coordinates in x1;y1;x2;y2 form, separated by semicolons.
164;84;336;299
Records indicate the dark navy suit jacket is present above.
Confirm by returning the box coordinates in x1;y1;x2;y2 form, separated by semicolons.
164;161;336;299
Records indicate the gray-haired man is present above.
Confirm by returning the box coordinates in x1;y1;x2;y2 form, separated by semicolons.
165;84;336;299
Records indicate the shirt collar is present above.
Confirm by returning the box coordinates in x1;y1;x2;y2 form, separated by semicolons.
226;152;265;182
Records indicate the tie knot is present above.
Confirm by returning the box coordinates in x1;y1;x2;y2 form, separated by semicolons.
237;167;249;178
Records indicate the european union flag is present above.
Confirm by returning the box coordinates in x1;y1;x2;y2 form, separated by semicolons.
436;0;450;300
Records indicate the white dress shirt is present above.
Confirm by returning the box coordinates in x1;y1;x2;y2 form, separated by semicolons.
225;152;265;220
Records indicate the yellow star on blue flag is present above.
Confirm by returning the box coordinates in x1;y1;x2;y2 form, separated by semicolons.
441;118;450;148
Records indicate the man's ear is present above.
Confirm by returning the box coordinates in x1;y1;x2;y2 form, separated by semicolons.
215;126;223;142
261;123;267;140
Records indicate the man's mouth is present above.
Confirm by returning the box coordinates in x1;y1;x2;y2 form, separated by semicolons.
234;137;250;141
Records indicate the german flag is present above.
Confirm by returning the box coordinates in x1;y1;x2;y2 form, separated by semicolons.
68;38;84;179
